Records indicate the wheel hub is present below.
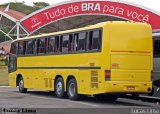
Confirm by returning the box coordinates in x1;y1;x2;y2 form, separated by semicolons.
56;82;63;95
19;80;23;88
69;83;76;97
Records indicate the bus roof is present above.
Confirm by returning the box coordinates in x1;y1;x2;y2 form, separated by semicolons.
13;21;149;42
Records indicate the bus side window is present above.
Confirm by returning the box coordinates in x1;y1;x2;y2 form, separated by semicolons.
48;36;55;53
78;32;87;52
23;41;27;55
37;38;46;54
62;34;69;53
73;33;79;51
60;36;63;52
69;34;73;52
55;36;60;53
18;41;25;55
10;42;17;54
26;39;36;55
89;29;101;51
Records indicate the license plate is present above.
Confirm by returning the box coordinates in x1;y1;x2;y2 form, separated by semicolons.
127;86;135;90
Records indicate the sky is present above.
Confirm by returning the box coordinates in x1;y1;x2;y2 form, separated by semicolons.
0;0;160;13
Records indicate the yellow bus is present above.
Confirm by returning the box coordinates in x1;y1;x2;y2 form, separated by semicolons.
8;21;153;101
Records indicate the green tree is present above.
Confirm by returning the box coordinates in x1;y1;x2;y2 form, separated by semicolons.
0;32;5;42
0;26;11;43
33;2;49;9
0;2;50;43
0;2;49;15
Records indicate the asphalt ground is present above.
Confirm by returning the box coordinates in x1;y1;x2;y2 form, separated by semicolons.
0;87;159;114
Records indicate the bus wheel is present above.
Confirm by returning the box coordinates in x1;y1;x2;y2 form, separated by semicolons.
55;77;65;98
148;87;154;96
67;78;79;100
18;77;27;93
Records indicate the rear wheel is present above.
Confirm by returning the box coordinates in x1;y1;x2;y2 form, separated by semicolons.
18;77;27;93
55;77;65;98
67;78;80;100
148;87;154;96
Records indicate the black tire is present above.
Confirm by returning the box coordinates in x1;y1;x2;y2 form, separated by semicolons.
18;77;27;93
94;94;118;102
55;77;65;98
49;91;54;94
67;78;80;100
148;87;154;96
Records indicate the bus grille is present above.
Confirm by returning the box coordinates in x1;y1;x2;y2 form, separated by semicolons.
91;70;98;88
44;78;52;88
44;78;48;88
49;78;52;88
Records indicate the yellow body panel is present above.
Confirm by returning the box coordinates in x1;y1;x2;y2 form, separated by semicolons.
111;54;151;70
9;21;153;95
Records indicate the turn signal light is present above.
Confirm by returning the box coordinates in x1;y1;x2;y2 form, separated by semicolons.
105;70;111;81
